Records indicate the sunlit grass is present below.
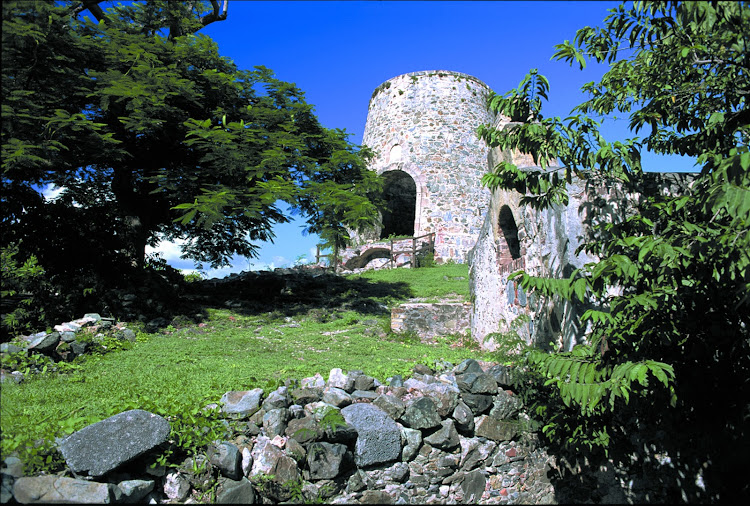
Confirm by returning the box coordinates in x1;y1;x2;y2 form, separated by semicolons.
0;264;487;464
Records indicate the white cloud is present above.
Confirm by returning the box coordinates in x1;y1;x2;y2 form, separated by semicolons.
41;184;64;202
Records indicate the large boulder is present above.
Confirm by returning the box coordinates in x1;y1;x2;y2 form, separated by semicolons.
13;476;119;503
341;403;401;467
58;410;170;477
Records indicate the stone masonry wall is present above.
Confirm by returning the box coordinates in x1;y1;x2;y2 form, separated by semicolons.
391;302;473;340
361;71;497;263
468;119;699;351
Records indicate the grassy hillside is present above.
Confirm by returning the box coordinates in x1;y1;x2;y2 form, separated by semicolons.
0;264;495;472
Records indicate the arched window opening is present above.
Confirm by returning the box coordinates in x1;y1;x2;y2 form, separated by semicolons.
497;205;521;263
380;170;416;239
389;144;402;163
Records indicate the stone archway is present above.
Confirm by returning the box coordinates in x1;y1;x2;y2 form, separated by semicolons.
380;170;416;239
497;205;521;264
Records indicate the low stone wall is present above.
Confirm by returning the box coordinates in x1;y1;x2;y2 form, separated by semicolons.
4;359;559;504
391;303;472;340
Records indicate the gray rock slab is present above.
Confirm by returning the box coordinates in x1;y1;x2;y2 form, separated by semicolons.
421;382;460;417
59;409;170;477
307;442;349;480
322;387;353;408
400;426;422;462
342;403;401;467
490;390;523;420
216;477;256;504
27;332;60;354
454;359;484;375
208;441;242;480
373;394;406;420
461;469;486;502
424;419;460;451
401;396;442;429
474;415;519;442
117;479;154;503
461;392;494;415
220;388;264;416
13;475;118;503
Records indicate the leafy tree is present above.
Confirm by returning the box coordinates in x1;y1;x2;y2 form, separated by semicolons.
2;1;380;276
478;1;749;501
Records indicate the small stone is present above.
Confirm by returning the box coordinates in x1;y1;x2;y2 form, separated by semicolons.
117;479;155;503
163;471;190;501
322;387;353;408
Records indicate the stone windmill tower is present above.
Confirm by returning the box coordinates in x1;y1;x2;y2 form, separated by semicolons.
360;70;496;263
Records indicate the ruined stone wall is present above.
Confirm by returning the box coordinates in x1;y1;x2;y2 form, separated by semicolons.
361;71;497;263
469;119;698;350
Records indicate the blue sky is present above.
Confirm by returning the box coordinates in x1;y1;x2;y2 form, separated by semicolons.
145;1;697;277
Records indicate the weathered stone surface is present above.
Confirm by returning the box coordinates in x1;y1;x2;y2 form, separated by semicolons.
474;415;519;442
401;396;442;429
286;416;321;443
461;392;493;415
486;364;517;388
13;475;118;504
27;332;60;354
301;372;326;389
216;477;256;504
117;479;154;503
268;455;301;501
455;359;484;375
263;408;290;438
461;469;486;503
361;489;395;504
162;471;190;501
459;437;496;471
400;426;422;462
390;303;472;340
350;390;377;402
208;441;242;480
322;387;353;408
342;403;401;467
424;419;460;451
307;442;350;480
220;388;264;416
291;387;322;405
250;436;284;476
490;389;523;420
328;368;355;392
421;382;460;417
452;400;475;433
373;394;406;420
354;374;376;391
262;386;291;411
456;371;498;394
59;409;170;477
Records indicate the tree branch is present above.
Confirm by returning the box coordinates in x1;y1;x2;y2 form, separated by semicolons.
199;0;228;27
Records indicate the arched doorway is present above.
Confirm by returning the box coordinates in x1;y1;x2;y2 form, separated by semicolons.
380;171;416;239
497;205;521;263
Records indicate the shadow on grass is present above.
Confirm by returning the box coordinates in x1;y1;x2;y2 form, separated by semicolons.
168;269;414;324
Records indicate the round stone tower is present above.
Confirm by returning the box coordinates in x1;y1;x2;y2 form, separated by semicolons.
361;70;495;263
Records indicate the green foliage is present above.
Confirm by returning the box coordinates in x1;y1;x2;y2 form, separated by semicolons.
2;0;379;287
0;244;48;340
477;1;749;499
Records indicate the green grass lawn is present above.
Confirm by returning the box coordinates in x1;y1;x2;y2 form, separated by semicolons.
0;263;496;471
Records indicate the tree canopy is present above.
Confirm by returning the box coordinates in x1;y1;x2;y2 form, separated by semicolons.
2;0;380;270
478;1;748;501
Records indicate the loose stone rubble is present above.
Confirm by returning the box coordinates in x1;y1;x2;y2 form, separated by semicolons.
5;359;559;504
